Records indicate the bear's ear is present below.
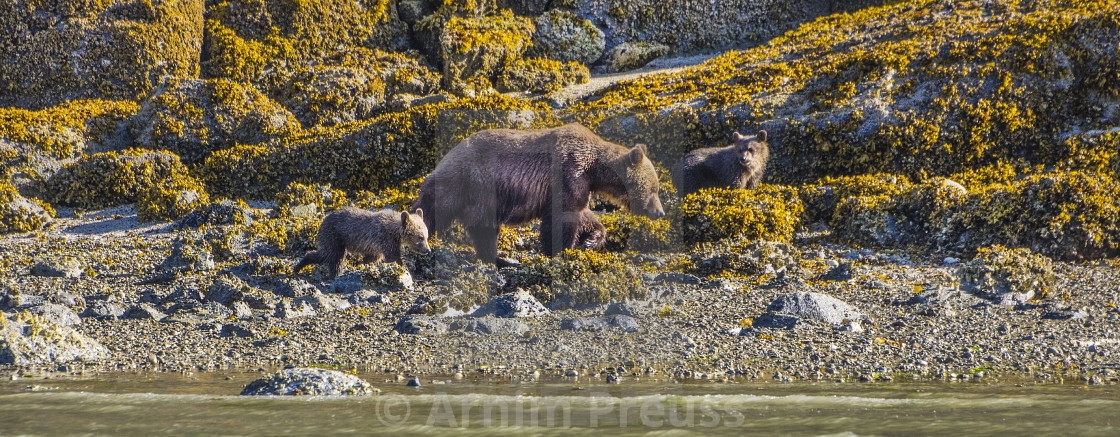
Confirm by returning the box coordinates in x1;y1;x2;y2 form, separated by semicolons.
733;132;744;141
757;130;767;142
401;211;411;225
414;208;424;219
628;145;646;166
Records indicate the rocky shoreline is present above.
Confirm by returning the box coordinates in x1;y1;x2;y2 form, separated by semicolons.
3;205;1118;389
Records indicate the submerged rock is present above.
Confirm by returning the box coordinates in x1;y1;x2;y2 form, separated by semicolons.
241;368;375;396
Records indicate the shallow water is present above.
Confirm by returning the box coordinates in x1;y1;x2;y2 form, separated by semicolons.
1;372;1117;436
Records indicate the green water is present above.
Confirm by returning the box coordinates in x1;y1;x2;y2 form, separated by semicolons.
1;372;1117;436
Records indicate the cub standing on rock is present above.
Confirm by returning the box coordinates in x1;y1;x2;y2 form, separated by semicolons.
293;207;431;279
414;123;664;267
672;130;769;197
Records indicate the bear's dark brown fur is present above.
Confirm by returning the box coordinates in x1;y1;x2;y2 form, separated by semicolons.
293;207;431;279
672;130;769;197
414;123;663;266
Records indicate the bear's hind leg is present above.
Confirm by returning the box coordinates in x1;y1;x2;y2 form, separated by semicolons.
323;248;347;279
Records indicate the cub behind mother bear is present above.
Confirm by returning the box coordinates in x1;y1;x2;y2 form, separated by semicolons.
414;123;664;266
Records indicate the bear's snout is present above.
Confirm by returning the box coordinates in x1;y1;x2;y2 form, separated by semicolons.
418;243;432;254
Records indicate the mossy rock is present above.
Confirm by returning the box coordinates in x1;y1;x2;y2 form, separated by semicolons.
958;245;1057;303
43;149;192;209
201;0;408;87
130;78;301;165
439;9;535;89
0;181;54;234
528;9;604;64
502;250;644;308
135;175;210;222
198;94;557;199
0;100;139;187
496;58;590;93
678;185;803;245
0;0;204;108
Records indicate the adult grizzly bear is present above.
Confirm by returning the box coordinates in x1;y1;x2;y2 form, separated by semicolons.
672;131;769;197
293;207;431;279
414;123;663;266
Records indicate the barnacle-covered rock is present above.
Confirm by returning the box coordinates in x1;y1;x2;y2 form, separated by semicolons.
0;0;204;108
601;42;669;73
502;250;644;308
958;245;1057;305
0;181;54;234
439;9;535;89
496;58;590;93
240;367;374;396
691;240;798;278
136;175;210;222
0;100;138;188
678;186;802;245
179;199;255;228
130;78;300;165
201;0;407;87
43;149;192;209
528;9;604;64
0;311;109;365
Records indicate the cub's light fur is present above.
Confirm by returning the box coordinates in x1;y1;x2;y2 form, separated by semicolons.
293;207;431;279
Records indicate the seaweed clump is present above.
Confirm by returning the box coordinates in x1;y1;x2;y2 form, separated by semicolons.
0;180;54;234
677;186;803;245
198;94;557;199
691;239;799;278
274;183;348;218
130;78;301;165
43;149;193;209
135;176;211;222
496;58;590;93
503;250;644;307
598;211;676;252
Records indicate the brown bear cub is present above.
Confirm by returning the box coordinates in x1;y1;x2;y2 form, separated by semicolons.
414;123;663;267
672;130;769;198
293;207;431;279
